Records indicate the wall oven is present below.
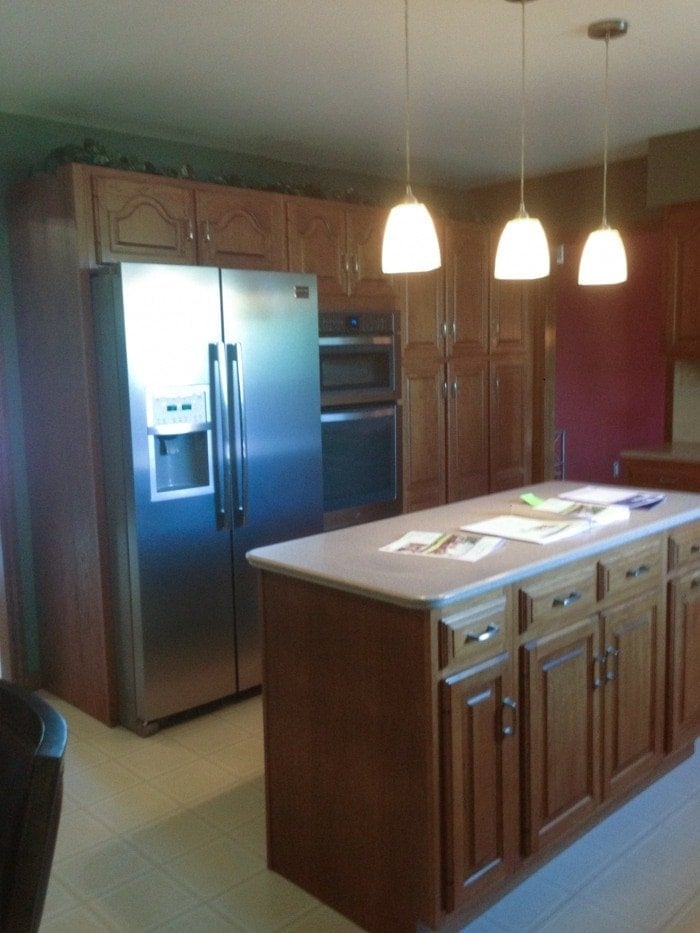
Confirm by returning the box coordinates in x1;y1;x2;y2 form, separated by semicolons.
319;311;402;530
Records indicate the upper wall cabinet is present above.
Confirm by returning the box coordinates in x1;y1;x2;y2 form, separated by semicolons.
665;200;700;359
92;170;288;270
286;197;393;308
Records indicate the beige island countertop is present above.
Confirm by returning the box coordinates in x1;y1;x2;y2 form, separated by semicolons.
247;480;700;610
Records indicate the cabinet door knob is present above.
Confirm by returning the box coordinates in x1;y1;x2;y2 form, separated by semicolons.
186;218;195;241
626;564;649;579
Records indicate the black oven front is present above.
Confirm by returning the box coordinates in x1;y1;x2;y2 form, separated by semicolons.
319;310;400;406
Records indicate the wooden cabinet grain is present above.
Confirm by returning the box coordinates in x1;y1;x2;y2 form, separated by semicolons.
401;219;532;511
92;169;288;269
667;521;700;750
441;651;519;910
665;200;700;359
286;196;392;307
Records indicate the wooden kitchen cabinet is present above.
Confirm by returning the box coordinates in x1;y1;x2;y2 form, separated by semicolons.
286;196;392;307
665;200;700;359
92;169;288;269
666;520;700;750
401;219;532;511
441;651;519;911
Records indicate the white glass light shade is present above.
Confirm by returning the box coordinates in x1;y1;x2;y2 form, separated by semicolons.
381;199;441;274
578;225;627;285
494;214;550;280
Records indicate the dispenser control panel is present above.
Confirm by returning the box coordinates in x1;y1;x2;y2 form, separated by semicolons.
151;390;208;430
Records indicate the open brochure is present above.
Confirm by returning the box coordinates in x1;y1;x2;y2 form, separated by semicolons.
559;485;665;510
517;493;630;525
380;530;504;562
461;514;589;545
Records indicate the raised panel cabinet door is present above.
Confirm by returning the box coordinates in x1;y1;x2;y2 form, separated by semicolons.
195;188;287;270
489;356;532;492
440;652;519;913
402;355;446;511
667;569;700;750
399;261;445;356
446;356;489;502
488;235;529;352
665;202;700;359
92;175;197;265
286;198;347;301
521;615;602;855
445;220;490;355
600;592;665;800
346;204;393;300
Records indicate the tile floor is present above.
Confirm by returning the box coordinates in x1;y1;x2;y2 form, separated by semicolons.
40;692;699;932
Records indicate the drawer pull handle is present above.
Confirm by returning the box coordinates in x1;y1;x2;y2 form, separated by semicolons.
593;653;607;688
626;564;650;579
552;591;581;609
465;623;499;643
502;696;517;736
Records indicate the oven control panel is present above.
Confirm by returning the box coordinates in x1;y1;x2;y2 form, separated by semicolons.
319;310;397;336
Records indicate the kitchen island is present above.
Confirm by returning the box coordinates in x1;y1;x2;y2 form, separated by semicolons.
248;482;700;932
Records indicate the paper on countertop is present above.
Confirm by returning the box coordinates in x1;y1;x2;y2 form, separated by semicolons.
380;530;504;562
559;485;665;509
461;514;589;545
516;494;630;524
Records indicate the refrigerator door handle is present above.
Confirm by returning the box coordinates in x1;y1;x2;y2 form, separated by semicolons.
210;342;232;528
227;342;248;525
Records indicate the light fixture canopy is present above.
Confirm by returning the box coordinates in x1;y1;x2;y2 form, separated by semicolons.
381;0;441;274
578;18;628;286
495;0;550;281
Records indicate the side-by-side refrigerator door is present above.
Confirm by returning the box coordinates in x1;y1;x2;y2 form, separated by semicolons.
220;270;324;692
104;263;238;729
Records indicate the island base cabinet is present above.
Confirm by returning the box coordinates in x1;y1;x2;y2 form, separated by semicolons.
521;616;602;856
440;652;520;913
600;593;666;802
667;568;700;749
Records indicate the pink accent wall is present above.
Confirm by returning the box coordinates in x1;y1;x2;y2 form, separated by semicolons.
554;230;666;483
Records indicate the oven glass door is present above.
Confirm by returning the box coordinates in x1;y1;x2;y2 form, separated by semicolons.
319;336;397;402
321;404;398;513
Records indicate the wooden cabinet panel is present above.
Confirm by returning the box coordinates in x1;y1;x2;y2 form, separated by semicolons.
439;591;509;670
597;536;664;602
441;652;519;911
518;560;598;634
522;615;602;854
622;455;700;493
489;356;532;492
92;174;197;265
665;200;700;359
195;187;287;270
401;266;444;356
445;221;490;355
600;592;665;800
667;567;700;750
345;203;392;301
402;356;446;511
446;356;489;502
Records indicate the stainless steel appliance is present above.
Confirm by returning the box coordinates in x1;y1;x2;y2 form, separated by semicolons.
91;263;323;734
319;311;402;529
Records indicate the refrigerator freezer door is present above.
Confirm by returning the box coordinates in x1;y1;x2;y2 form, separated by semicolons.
221;270;323;690
117;264;238;725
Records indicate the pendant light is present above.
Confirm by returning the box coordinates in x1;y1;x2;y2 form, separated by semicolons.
578;19;628;286
381;0;441;274
494;0;550;281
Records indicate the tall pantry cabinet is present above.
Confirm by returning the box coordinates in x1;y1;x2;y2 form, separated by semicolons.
400;218;534;512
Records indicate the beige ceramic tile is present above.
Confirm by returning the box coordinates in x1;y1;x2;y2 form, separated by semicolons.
163;835;266;898
88;866;201;930
127;808;221;863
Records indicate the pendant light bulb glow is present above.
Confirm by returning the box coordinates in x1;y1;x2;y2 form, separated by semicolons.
494;0;550;281
578;19;628;287
381;0;441;274
578;225;627;285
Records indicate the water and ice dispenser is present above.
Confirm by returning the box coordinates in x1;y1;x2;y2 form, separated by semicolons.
146;386;213;500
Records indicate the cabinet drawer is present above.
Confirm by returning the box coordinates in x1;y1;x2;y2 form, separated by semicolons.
439;592;509;668
668;521;700;571
597;537;663;601
518;561;598;633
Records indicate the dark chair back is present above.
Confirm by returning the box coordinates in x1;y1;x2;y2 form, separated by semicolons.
0;679;68;932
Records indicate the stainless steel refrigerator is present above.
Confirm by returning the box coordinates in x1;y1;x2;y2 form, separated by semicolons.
91;263;323;734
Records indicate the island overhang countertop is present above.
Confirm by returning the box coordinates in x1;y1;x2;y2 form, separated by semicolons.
247;480;700;611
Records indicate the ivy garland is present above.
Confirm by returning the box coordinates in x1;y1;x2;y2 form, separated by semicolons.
39;138;376;204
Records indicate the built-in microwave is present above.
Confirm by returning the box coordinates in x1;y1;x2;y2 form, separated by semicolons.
319;310;400;406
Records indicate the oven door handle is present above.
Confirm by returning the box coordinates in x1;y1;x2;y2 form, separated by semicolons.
319;335;393;347
321;405;396;423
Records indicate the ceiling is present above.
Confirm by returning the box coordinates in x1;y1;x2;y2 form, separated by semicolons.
0;0;698;190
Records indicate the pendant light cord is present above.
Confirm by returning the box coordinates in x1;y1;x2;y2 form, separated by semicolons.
403;0;413;197
518;0;526;215
601;32;610;226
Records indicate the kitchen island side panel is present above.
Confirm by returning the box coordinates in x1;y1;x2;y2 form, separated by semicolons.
260;571;442;932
